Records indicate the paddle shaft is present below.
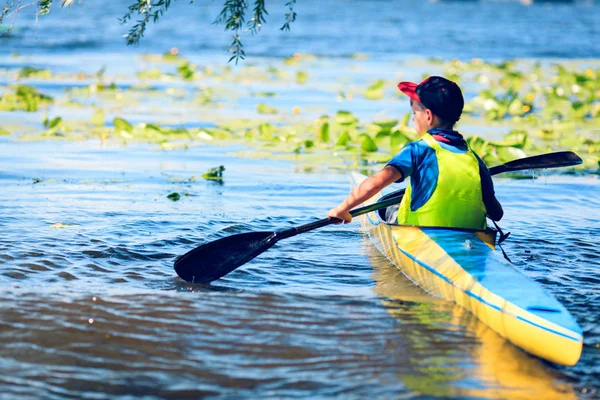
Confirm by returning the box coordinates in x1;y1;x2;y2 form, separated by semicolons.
174;150;583;283
277;192;405;240
277;151;583;242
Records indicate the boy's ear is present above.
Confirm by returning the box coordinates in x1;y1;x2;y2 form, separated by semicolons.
425;109;434;124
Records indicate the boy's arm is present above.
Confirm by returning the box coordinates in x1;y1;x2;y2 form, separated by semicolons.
476;156;504;221
327;166;403;224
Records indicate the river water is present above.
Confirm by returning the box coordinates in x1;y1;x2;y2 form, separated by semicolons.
1;0;600;399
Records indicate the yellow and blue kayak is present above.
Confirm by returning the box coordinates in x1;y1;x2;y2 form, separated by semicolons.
351;172;583;366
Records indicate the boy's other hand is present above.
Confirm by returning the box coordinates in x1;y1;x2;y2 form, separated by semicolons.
327;207;352;224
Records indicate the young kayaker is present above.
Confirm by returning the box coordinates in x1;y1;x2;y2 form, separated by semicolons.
328;76;503;228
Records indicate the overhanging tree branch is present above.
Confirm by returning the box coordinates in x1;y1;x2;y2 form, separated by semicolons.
0;0;297;63
1;0;74;37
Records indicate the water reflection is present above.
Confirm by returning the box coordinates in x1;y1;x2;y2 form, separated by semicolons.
366;241;577;399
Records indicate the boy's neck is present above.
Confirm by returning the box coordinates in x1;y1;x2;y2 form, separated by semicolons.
419;127;459;139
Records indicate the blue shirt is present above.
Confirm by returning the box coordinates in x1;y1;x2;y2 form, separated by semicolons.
387;128;497;213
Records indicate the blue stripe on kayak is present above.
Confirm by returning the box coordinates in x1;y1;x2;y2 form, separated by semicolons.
516;315;581;341
464;289;502;312
390;236;582;343
392;238;453;285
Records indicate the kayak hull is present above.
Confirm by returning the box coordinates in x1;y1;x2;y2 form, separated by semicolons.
351;172;583;366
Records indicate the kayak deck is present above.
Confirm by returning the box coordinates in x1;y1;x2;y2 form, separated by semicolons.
351;172;583;366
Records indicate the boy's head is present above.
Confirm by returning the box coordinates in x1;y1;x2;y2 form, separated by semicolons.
397;76;464;133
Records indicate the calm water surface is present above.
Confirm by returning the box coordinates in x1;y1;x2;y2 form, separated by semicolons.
0;138;598;399
1;0;600;398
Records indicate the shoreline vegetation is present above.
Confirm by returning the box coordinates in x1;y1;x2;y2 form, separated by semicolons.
1;51;599;176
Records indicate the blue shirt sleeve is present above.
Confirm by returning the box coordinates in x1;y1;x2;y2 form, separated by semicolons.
386;143;418;183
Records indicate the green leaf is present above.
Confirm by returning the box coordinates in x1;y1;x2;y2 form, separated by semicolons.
496;146;527;163
364;80;385;100
360;134;378;152
490;129;532;150
334;111;358;126
144;123;164;134
257;103;278;114
44;116;62;129
258;123;276;140
177;61;196;80
167;192;181;201
390;130;410;153
374;129;390;142
336;131;351;146
319;122;330;142
113;117;133;134
19;66;52;79
467;136;490;157
373;120;398;129
296;71;308;84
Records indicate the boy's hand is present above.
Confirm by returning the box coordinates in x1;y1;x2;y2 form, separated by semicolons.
327;207;352;224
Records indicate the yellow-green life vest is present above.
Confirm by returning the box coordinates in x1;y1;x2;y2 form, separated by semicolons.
398;133;487;230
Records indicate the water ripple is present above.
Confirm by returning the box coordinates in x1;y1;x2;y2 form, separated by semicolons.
0;142;598;398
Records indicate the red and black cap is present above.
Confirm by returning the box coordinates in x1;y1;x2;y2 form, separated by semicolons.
397;76;464;123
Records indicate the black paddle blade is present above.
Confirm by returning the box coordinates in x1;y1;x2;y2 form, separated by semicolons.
174;231;278;283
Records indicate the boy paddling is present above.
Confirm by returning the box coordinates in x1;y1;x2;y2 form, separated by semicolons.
328;76;503;228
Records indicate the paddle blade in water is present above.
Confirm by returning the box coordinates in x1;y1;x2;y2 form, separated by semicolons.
174;231;278;283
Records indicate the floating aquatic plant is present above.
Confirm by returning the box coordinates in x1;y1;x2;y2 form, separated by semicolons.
296;71;309;84
364;80;386;100
202;166;225;181
0;85;53;112
3;54;599;175
167;193;181;201
257;103;278;114
17;67;53;79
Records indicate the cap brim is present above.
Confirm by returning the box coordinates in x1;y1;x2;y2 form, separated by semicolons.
397;82;421;102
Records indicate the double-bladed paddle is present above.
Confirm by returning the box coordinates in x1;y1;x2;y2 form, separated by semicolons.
174;151;582;283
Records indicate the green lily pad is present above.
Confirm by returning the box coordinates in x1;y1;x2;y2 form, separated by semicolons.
334;111;358;126
360;134;378;152
496;146;527;162
257;103;278;114
319;121;330;143
113;117;133;134
365;80;385;100
296;71;309;84
43;116;63;129
336;132;351;146
19;66;53;79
